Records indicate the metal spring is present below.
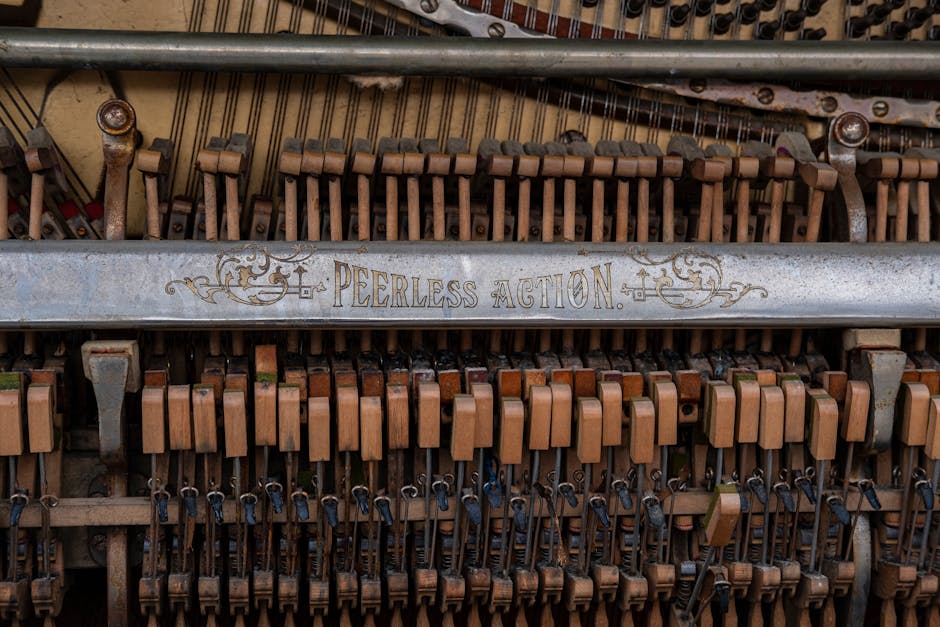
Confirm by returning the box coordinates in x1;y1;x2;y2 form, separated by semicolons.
279;537;289;573
488;531;503;571
414;544;428;568
308;539;322;574
439;550;454;572
384;534;401;572
465;532;480;567
513;531;527;566
540;527;559;564
930;544;940;573
722;544;736;563
676;578;693;608
438;527;455;571
592;530;606;563
797;546;811;568
619;532;634;571
881;540;897;564
748;540;762;563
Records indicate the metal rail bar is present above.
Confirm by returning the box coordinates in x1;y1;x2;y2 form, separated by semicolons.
0;490;901;528
0;240;936;328
1;28;939;78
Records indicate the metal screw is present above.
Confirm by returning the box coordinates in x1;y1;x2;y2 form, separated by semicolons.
173;223;184;233
419;0;438;12
756;87;775;105
488;22;506;38
871;101;889;118
834;112;869;148
689;79;707;94
820;96;838;113
100;104;128;130
476;224;486;235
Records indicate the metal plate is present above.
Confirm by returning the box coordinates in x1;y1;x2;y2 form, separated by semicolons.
0;240;937;329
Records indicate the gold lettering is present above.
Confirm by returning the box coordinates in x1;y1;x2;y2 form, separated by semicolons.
334;260;351;307
567;270;588;309
446;280;462;308
372;269;389;307
517;277;534;308
534;275;552;308
592;262;613;309
391;274;408;307
462;281;478;308
492;280;515;308
412;276;429;307
353;265;370;307
428;278;444;308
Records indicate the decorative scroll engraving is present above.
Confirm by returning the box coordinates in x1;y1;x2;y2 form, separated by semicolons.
620;247;767;309
165;244;325;305
164;243;766;313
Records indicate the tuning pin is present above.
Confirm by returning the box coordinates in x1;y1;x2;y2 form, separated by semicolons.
773;482;795;513
589;495;611;529
802;0;825;16
621;0;645;17
669;4;692;26
560;482;579;508
265;481;284;514
207;490;225;524
782;9;805;31
905;7;932;26
858;480;881;511
154;489;170;523
353;485;371;515
848;16;873;37
746;475;767;507
613;479;633;510
799;28;826;40
826;495;851;527
711;12;736;34
694;0;716;16
9;492;28;527
740;3;759;23
462;493;483;526
180;485;198;518
756;19;780;39
322;495;340;528
241;493;257;525
866;3;893;24
293;490;310;521
642;492;665;529
888;21;911;38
